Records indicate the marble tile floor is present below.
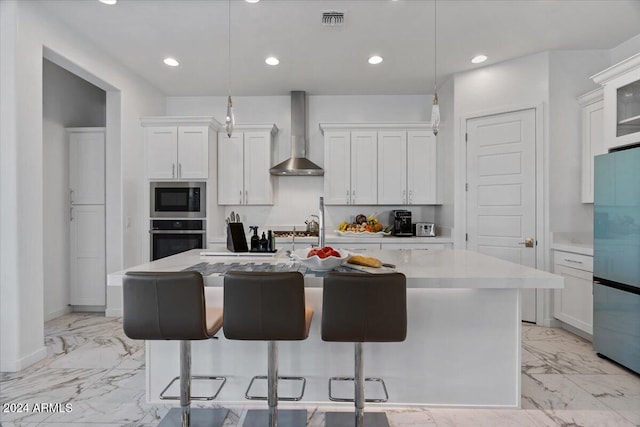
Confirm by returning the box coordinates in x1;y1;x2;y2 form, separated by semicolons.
1;313;639;427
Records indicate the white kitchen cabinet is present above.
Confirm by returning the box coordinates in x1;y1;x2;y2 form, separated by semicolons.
553;250;594;336
141;117;220;180
592;53;640;151
322;129;377;205
322;123;437;206
70;205;105;306
218;124;278;205
578;88;604;203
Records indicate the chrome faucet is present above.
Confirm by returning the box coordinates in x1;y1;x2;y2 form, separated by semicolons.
319;196;325;248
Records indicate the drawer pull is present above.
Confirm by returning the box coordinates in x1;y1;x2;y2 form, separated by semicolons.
564;258;583;264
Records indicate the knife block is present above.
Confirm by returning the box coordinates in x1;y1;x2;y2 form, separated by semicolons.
226;223;248;252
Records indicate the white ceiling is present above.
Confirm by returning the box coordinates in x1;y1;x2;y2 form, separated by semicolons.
39;0;640;96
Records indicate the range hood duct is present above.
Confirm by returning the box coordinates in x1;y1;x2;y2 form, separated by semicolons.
270;91;324;176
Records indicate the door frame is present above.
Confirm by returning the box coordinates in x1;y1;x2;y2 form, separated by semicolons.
455;103;550;326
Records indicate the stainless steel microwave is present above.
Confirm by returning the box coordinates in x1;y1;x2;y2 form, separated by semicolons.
150;182;206;218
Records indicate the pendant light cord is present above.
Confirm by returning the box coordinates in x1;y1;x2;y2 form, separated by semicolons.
228;0;231;97
433;0;437;93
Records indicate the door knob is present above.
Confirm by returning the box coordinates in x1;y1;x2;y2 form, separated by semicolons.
518;237;535;248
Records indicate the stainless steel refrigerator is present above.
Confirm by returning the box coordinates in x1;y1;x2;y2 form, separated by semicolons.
593;145;640;374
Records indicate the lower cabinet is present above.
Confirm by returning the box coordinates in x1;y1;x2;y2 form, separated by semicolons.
553;250;594;336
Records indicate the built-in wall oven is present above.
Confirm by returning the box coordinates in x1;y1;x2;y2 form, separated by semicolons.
150;182;206;260
150;181;205;218
150;219;206;261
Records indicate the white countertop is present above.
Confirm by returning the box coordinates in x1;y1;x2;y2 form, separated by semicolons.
209;233;453;245
550;232;593;256
109;248;562;290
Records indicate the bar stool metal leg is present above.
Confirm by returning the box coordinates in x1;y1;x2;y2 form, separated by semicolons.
268;341;278;427
158;340;229;427
354;342;364;427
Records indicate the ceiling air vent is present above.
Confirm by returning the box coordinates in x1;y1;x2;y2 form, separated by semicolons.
322;11;345;26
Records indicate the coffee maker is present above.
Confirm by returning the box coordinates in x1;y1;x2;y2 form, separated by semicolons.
391;210;413;236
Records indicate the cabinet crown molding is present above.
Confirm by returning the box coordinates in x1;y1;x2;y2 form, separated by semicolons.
217;123;278;135
319;122;432;135
140;116;223;128
576;87;604;106
591;53;640;85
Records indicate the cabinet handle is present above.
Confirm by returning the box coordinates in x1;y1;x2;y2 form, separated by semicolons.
346;190;350;204
352;190;356;203
239;190;243;204
70;206;74;222
70;189;74;204
178;163;182;178
172;164;175;178
402;189;406;204
564;258;583;264
409;189;413;204
245;190;248;204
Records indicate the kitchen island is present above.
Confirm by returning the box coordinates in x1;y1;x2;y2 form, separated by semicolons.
107;249;563;408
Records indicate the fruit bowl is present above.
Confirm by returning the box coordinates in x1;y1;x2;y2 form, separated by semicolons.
290;247;350;271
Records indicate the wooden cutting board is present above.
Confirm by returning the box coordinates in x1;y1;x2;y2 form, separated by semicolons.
343;262;396;274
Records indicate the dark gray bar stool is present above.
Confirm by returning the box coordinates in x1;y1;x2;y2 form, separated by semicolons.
123;271;228;427
322;272;407;427
223;271;313;427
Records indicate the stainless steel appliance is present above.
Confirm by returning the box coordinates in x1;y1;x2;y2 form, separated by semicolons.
150;219;206;261
414;222;436;237
391;210;413;236
593;145;640;374
150;182;205;218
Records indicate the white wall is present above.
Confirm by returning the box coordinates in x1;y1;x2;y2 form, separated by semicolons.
42;59;106;321
548;50;610;233
0;0;165;372
167;95;438;234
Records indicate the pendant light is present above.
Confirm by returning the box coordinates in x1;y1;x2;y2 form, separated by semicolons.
431;0;440;136
225;0;235;138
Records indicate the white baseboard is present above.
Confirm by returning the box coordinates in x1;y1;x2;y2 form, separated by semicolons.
1;346;47;372
44;306;72;322
105;308;122;318
71;305;105;313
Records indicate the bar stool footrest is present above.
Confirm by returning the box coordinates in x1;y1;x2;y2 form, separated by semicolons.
245;375;306;401
159;375;227;401
328;376;389;403
325;411;390;427
158;407;229;427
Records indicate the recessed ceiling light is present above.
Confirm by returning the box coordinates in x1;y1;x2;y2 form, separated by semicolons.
265;57;280;66
99;0;117;4
163;57;179;67
368;55;383;65
471;55;488;64
246;0;260;3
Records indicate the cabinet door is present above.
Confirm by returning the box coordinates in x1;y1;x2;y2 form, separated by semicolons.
218;132;244;205
553;264;593;335
581;101;604;203
244;131;273;205
70;205;105;305
378;131;407;205
147;127;178;179
408;131;437;204
350;131;377;205
177;126;209;179
69;130;105;204
324;131;351;205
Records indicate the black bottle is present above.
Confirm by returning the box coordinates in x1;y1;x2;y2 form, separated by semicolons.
267;230;273;252
249;226;259;252
259;232;268;252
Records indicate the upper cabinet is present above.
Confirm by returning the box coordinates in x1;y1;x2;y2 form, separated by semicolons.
321;123;437;206
592;53;640;151
141;116;220;180
578;88;605;204
218;124;278;205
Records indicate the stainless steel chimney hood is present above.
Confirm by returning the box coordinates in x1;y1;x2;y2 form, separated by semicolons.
270;91;324;176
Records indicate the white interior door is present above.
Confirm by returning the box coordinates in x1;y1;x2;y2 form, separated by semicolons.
466;109;537;322
69;130;105;204
70;205;106;305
